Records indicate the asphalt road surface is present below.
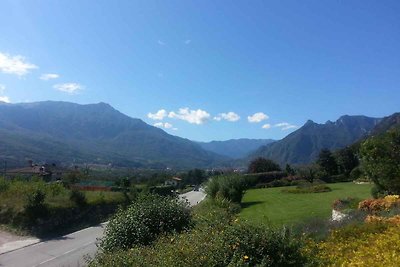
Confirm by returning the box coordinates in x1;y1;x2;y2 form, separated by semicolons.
0;190;206;267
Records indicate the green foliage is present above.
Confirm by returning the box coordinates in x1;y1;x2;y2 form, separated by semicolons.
99;194;191;251
248;157;281;174
0;177;10;192
360;128;400;194
317;149;338;176
336;146;359;176
285;164;296;176
206;175;248;203
24;189;48;220
69;189;87;207
90;202;310;267
282;184;332;194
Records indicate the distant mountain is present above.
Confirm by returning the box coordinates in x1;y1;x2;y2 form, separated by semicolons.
370;112;400;136
198;138;275;159
0;101;227;169
249;115;381;165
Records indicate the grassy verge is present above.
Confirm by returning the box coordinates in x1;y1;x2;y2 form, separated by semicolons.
240;182;372;226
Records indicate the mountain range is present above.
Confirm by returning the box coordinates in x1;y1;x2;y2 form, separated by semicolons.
248;115;382;165
198;139;275;159
0;101;398;169
0;101;226;169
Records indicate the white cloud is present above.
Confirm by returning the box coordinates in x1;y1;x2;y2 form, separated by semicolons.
154;122;176;130
158;40;166;45
148;109;167;120
168;108;210;125
262;123;271;129
0;84;10;103
214;112;240;122
40;73;59;80
53;83;83;94
0;96;10;103
274;122;298;131
184;39;191;45
0;52;38;76
247;112;269;123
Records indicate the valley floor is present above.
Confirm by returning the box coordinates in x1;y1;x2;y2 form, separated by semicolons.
239;182;372;226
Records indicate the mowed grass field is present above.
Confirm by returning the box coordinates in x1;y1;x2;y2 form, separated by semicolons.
240;182;372;226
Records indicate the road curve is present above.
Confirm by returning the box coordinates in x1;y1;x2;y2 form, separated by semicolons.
0;190;206;267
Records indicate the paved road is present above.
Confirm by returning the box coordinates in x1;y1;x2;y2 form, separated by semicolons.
0;224;104;267
179;189;207;206
0;190;206;267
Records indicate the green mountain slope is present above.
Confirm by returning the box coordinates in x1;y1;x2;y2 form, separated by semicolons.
249;115;381;165
0;101;226;169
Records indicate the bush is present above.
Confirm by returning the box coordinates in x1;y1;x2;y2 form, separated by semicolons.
360;128;400;194
308;222;400;266
0;177;10;192
282;184;332;194
248;157;281;173
206;175;247;203
91;206;310;267
99;194;191;251
24;189;48;220
70;189;87;207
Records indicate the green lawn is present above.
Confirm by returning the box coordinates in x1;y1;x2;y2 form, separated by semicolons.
239;182;372;226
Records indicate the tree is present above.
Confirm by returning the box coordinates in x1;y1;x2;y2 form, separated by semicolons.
360;129;400;194
285;164;296;176
186;169;206;185
336;147;359;176
248;157;281;174
317;149;338;176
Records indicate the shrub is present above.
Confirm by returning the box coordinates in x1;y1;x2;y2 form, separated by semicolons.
332;197;361;212
206;175;247;203
99;194;191;251
360;128;400;194
358;195;400;214
24;189;48;220
248;157;281;173
309;222;400;266
0;177;10;192
70;189;87;207
282;184;332;194
91;213;309;267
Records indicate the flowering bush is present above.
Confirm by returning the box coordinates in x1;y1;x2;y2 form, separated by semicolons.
308;222;400;266
365;215;400;225
358;195;400;214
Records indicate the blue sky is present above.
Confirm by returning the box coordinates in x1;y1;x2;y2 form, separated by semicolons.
0;0;399;142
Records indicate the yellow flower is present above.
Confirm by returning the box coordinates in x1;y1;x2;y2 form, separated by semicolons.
243;255;249;261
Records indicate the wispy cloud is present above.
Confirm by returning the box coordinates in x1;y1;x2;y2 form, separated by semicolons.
154;122;177;130
248;112;269;123
274;122;298;130
148;109;168;120
262;123;271;129
53;83;83;94
40;73;59;80
0;52;37;76
157;40;166;46
168;108;210;125
0;84;10;103
184;39;191;45
214;112;240;122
